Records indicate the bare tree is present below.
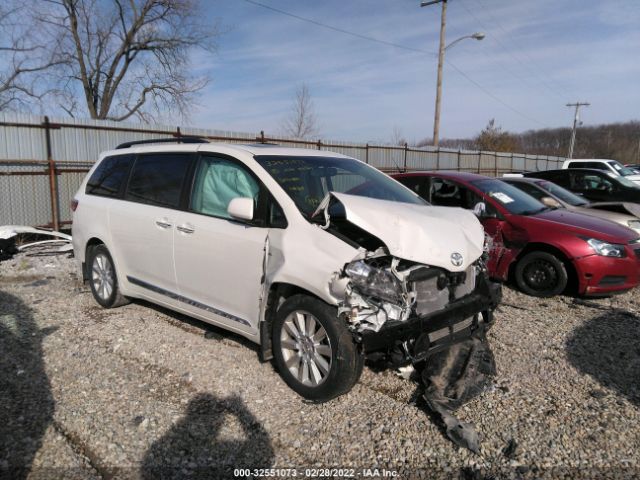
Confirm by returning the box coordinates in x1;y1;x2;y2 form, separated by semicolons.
474;118;519;153
390;126;407;146
0;4;67;111
1;0;218;121
282;83;319;139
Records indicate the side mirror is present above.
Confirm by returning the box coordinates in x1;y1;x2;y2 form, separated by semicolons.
473;201;498;219
541;196;561;209
473;201;487;218
227;197;254;221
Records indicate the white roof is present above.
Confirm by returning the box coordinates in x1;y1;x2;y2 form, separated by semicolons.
106;141;352;159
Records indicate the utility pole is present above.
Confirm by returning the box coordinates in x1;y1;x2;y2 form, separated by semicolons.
422;0;447;148
566;101;589;159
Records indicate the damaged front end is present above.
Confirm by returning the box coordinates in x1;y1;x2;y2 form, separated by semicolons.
331;252;501;365
312;191;502;364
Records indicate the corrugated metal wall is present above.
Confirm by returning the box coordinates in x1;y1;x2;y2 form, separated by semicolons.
0;113;565;228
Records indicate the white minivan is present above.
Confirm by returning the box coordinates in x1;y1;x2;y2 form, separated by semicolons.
72;138;501;401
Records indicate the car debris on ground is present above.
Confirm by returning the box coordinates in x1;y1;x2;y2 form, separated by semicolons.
0;226;72;261
419;325;497;453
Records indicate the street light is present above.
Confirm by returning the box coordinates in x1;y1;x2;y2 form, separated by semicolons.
421;0;485;147
445;32;485;51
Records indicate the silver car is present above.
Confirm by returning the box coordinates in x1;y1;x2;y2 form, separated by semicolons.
503;177;640;235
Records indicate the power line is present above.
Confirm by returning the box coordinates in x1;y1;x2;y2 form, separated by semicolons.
242;0;433;55
241;0;547;127
445;59;546;126
457;0;557;95
468;0;570;98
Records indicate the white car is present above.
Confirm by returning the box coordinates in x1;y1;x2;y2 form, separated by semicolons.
72;138;501;401
562;158;640;185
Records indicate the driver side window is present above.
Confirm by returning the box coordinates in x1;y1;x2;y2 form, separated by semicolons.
430;177;498;216
191;157;261;220
430;178;463;207
572;172;612;192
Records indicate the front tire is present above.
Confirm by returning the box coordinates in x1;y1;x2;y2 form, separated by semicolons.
87;244;129;308
514;251;568;297
272;295;364;402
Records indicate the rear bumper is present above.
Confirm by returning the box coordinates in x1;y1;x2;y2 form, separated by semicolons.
573;253;640;296
359;274;502;359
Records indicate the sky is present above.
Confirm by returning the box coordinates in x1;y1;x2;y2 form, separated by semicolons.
155;0;639;143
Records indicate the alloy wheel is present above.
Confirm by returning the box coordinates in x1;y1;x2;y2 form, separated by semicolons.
92;253;114;301
280;310;333;386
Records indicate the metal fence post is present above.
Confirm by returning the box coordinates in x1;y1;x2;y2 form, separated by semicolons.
43;116;60;231
317;139;322;150
494;152;498;177
365;143;369;164
403;142;408;172
477;151;481;174
511;152;514;172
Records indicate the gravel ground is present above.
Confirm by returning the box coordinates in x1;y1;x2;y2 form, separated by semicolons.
1;251;639;479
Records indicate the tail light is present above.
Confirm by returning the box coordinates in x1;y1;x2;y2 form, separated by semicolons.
70;199;79;212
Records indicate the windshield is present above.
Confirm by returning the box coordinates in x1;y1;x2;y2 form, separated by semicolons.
537;180;588;206
609;161;637;177
471;178;547;215
255;155;426;217
612;174;639;188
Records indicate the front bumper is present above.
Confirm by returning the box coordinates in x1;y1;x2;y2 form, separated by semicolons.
573;252;640;296
359;274;502;359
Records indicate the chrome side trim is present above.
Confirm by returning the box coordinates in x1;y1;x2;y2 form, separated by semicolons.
127;276;251;327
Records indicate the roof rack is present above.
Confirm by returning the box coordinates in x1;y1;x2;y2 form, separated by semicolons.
116;136;209;149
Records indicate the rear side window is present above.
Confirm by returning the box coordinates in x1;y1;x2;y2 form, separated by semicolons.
396;176;432;202
535;171;568;187
568;161;605;170
85;155;133;198
125;153;192;208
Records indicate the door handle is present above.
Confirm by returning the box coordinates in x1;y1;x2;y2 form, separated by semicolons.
177;224;195;234
155;219;172;229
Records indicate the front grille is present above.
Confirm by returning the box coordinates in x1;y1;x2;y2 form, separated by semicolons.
598;275;626;286
414;265;476;317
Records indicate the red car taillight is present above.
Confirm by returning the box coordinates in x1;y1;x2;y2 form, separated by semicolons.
70;199;79;212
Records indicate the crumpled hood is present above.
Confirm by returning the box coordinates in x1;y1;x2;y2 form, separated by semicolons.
316;192;484;271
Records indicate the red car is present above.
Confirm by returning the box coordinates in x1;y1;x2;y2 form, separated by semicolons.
392;171;640;297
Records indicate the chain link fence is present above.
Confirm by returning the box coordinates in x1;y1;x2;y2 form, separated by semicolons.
0;113;565;229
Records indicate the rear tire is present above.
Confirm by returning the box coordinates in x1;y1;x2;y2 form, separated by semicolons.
272;294;364;402
514;251;568;297
87;244;129;308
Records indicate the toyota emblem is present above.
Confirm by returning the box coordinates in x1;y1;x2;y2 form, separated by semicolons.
450;252;463;267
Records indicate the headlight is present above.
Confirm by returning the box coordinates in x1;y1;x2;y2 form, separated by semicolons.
344;260;402;303
628;220;640;230
586;238;626;258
